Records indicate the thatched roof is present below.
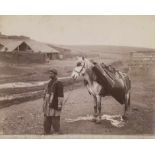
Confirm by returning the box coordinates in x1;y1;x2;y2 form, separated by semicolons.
0;38;23;52
25;39;59;53
0;38;59;54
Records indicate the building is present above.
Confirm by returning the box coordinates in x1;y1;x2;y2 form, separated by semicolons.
130;51;155;65
48;44;71;58
0;37;60;61
129;50;155;74
0;35;60;61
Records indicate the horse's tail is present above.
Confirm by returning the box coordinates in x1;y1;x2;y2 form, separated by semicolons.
125;76;131;108
127;78;131;91
124;75;131;91
129;79;131;90
128;92;131;107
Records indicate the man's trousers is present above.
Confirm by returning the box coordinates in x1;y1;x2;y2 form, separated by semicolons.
44;116;60;134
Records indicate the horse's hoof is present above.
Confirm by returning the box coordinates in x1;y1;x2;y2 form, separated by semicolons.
122;115;128;121
95;120;101;124
91;117;97;122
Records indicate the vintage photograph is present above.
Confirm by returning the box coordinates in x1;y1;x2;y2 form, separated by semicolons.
0;15;154;138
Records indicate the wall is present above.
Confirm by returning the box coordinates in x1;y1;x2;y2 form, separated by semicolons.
0;52;46;63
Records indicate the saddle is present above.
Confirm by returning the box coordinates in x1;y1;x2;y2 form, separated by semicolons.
92;63;126;92
101;63;125;82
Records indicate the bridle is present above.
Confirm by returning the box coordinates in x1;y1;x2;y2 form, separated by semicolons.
73;61;86;75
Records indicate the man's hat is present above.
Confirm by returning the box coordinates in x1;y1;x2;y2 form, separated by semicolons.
49;68;58;75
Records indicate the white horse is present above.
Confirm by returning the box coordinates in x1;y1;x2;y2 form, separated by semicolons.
71;56;131;123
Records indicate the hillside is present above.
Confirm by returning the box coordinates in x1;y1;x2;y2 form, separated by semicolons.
63;45;155;55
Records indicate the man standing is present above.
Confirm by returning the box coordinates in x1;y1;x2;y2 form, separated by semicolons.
43;68;64;135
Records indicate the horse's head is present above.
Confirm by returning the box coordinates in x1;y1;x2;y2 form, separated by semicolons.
71;56;91;80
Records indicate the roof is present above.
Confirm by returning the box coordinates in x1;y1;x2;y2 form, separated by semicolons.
25;39;59;53
0;38;23;52
0;38;59;54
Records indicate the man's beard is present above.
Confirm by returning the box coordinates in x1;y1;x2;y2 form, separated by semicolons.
50;75;56;80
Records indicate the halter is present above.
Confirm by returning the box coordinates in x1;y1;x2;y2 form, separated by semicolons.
74;62;86;75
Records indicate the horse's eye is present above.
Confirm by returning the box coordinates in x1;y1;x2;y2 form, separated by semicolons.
77;62;81;66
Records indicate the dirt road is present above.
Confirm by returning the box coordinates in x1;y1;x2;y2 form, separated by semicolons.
0;72;154;137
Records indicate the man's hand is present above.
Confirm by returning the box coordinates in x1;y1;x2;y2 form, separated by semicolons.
57;97;64;111
44;94;50;103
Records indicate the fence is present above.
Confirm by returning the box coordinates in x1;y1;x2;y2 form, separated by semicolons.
129;51;155;75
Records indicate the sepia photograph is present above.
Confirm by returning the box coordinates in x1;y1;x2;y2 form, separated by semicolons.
0;15;154;138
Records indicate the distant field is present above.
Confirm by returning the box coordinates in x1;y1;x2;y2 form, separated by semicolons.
63;45;155;54
0;59;76;84
0;55;121;84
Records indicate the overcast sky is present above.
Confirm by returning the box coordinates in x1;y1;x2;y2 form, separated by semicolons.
0;15;155;48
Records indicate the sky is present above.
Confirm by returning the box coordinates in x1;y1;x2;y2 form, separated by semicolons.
0;15;155;49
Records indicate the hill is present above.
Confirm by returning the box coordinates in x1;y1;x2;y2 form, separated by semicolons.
62;45;155;55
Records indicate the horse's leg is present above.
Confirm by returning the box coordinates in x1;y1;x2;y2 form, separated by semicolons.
96;95;102;124
122;91;130;121
121;77;131;121
92;95;98;122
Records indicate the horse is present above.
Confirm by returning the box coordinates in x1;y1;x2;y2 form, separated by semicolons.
71;56;131;123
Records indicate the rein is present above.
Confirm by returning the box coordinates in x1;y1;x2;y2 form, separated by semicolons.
63;82;74;105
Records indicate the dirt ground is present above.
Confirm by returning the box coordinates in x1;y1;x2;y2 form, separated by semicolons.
0;68;154;137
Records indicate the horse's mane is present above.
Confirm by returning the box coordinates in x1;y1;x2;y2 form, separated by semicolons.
85;67;97;84
83;58;97;84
